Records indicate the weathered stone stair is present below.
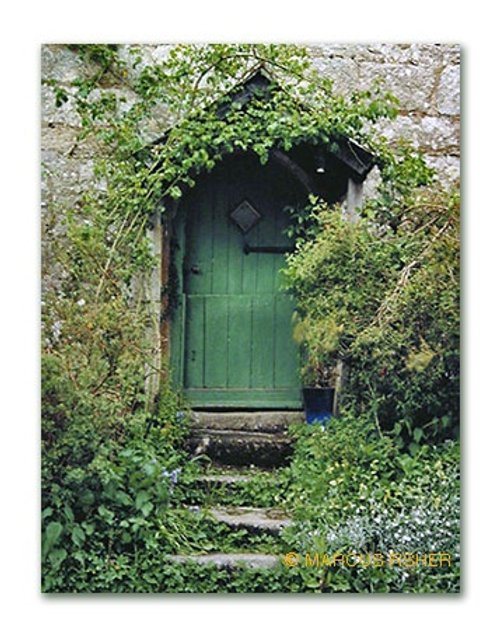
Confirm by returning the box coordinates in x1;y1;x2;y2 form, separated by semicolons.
166;553;280;569
166;505;291;570
207;505;291;535
187;411;302;467
165;411;300;572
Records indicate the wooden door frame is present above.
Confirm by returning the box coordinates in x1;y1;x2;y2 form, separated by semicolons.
150;154;366;409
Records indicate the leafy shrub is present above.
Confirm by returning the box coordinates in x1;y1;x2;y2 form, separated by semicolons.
41;407;193;591
283;186;460;446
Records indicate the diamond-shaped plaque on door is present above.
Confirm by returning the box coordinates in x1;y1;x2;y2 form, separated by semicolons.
230;200;261;234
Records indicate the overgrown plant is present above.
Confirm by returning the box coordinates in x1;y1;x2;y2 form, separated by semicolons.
281;417;460;592
283;186;459;447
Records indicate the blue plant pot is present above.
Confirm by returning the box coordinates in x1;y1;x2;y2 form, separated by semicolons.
303;387;334;424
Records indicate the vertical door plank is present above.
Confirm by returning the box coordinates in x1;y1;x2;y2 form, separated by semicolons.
204;295;229;388
227;224;244;294
211;172;230;295
250;295;275;388
227;163;244;294
185;295;205;388
274;295;300;388
227;295;252;388
186;179;214;296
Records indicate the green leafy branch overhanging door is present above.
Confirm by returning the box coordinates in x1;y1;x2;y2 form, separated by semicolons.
180;155;304;409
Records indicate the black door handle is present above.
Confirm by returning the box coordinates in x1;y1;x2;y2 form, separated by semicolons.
243;244;290;254
190;265;201;274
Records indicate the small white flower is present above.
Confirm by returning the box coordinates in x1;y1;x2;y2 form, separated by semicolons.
77;299;86;307
52;320;62;340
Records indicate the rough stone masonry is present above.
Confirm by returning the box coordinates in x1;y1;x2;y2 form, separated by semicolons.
41;43;460;213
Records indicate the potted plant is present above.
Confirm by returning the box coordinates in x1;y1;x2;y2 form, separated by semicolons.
293;314;341;424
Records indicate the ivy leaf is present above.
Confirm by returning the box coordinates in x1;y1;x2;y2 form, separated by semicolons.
169;185;182;200
413;428;424;444
43;521;63;558
409;442;420;456
48;548;68;571
135;490;150;511
71;526;86;547
97;505;115;524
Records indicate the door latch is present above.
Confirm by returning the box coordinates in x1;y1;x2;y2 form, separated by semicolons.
243;243;289;254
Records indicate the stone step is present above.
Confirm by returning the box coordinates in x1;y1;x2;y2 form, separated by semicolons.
187;429;293;467
166;553;280;569
206;506;292;535
185;470;280;506
190;411;303;434
197;473;253;485
187;411;303;467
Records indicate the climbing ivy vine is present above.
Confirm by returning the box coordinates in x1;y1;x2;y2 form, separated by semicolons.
53;43;402;198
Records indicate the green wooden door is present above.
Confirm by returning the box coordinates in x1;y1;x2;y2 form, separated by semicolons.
179;156;303;409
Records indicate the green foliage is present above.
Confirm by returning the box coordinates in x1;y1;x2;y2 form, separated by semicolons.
45;43;400;215
280;416;460;592
41;398;196;590
42;417;459;593
283;199;402;387
367;142;436;230
186;468;290;509
283;187;459;446
146;384;192;445
41;416;285;592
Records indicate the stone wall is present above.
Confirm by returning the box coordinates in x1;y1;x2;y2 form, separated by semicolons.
307;43;460;185
41;43;460;213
